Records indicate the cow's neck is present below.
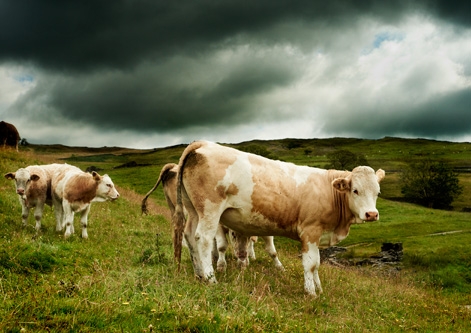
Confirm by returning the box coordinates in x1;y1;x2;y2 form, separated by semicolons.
330;171;355;244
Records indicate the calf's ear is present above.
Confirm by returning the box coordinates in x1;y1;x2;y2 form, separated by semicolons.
30;174;40;181
376;169;385;183
91;171;102;181
332;178;351;192
4;172;15;180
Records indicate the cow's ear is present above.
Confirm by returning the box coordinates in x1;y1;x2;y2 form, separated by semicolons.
30;174;40;181
332;178;351;192
4;172;15;180
376;169;385;183
92;171;102;181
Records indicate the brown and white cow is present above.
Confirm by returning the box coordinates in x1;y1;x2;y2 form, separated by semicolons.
173;141;385;297
5;166;52;231
141;163;283;271
52;166;120;238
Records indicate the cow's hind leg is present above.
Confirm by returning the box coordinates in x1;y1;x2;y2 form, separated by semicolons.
302;241;323;297
183;206;204;279
195;215;220;284
262;236;284;270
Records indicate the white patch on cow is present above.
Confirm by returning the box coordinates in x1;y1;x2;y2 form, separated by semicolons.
302;242;323;297
217;153;255;208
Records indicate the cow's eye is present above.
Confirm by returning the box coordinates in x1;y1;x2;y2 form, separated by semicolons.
106;184;112;188
353;189;359;195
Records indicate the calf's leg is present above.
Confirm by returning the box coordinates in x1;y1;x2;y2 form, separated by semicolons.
33;202;45;232
19;197;30;226
52;199;63;232
79;205;91;239
62;201;75;238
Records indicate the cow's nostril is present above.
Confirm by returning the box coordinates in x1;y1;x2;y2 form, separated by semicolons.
366;212;378;220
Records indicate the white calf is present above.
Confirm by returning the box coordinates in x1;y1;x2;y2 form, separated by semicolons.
5;166;51;231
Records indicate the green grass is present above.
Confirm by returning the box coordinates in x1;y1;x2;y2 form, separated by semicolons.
1;139;471;332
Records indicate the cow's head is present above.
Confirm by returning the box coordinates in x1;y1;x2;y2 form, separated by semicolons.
332;166;385;223
4;168;40;199
92;171;120;202
229;230;251;268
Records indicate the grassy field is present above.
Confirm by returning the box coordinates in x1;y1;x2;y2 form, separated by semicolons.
1;137;471;332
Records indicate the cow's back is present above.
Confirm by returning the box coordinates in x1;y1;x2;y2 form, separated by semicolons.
51;164;83;201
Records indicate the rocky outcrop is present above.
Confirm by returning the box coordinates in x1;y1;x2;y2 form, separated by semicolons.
320;242;403;269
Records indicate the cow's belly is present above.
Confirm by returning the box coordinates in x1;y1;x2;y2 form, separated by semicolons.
220;208;298;239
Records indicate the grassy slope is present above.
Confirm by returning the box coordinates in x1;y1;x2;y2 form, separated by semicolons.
1;138;471;332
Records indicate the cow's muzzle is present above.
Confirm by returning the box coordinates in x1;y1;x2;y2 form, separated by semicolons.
364;211;379;221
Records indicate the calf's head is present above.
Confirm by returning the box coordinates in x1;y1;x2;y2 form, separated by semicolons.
332;166;385;223
92;171;120;202
4;168;40;199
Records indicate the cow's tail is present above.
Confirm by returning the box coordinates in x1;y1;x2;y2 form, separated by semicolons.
173;141;204;266
141;163;176;215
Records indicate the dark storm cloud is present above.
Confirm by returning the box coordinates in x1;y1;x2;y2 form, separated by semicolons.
0;0;424;71
11;51;301;132
1;0;471;147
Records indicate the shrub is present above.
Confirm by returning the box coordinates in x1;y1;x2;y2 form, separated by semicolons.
325;150;368;170
400;159;463;209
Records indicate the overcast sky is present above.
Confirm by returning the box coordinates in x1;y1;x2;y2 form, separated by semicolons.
1;0;470;149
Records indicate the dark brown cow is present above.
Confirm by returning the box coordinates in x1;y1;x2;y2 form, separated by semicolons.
173;141;385;297
0;121;20;151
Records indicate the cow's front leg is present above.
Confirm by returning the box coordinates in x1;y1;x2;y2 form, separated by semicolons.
80;205;91;239
302;241;323;297
19;198;29;226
